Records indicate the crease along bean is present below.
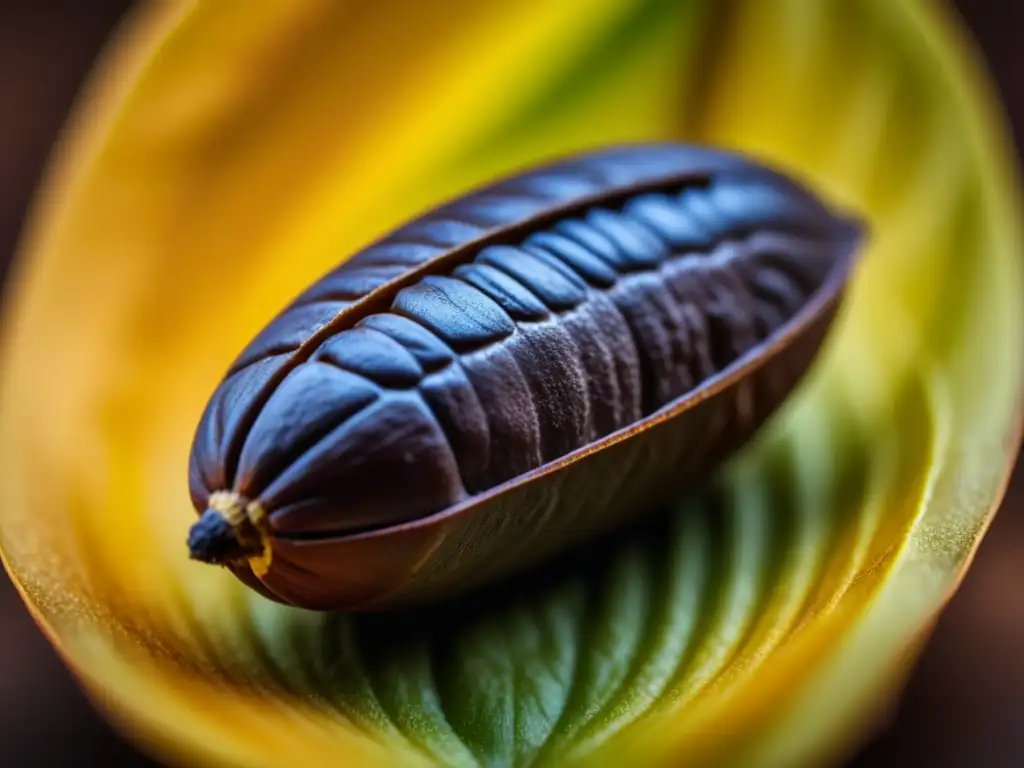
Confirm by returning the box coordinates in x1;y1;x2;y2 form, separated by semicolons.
186;144;865;612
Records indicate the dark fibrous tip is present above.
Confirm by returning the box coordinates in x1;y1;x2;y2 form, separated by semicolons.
188;508;251;565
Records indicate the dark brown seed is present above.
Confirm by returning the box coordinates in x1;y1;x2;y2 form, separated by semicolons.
186;143;865;611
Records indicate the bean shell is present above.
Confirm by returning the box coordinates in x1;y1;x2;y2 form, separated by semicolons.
186;143;864;611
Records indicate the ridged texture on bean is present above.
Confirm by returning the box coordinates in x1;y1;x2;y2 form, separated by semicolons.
188;145;850;544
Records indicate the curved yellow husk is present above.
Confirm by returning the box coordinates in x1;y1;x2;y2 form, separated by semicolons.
0;1;1020;767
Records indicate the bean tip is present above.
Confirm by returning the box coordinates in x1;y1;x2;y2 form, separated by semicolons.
188;506;262;565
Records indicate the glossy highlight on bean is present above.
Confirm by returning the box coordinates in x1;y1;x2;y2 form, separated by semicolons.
186;144;865;611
